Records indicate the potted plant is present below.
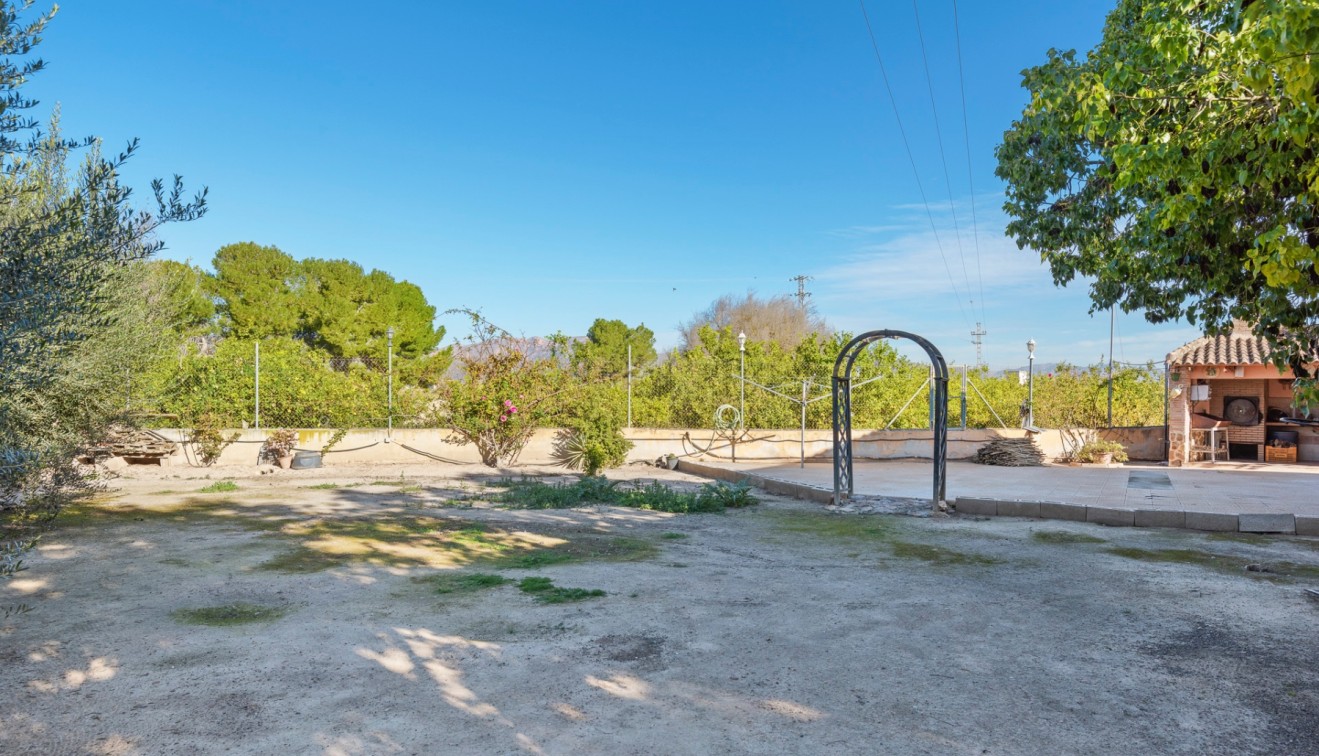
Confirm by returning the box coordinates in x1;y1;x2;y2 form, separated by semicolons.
1076;439;1129;465
265;429;298;469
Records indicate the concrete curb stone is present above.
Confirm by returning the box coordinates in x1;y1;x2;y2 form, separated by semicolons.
1087;507;1135;527
997;500;1041;519
1040;502;1088;522
953;498;997;516
1184;511;1239;532
1297;516;1319;537
1134;509;1186;529
1238;513;1295;534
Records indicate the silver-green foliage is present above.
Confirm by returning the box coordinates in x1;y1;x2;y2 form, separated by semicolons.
0;2;206;577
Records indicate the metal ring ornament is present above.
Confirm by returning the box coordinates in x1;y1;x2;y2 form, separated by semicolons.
714;404;742;430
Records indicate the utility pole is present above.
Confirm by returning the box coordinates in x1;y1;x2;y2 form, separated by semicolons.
789;275;813;308
971;322;987;368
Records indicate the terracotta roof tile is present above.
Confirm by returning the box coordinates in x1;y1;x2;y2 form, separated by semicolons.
1167;331;1271;367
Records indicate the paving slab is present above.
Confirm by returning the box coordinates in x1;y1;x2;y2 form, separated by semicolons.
687;458;1319;535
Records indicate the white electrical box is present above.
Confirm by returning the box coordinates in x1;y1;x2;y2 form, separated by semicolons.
1190;384;1210;401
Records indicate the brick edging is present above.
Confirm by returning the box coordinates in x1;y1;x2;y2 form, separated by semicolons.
954;497;1318;536
675;459;835;505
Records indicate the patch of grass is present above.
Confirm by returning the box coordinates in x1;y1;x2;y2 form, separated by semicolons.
517;576;605;604
1032;530;1106;545
157;557;195;568
418;572;511;594
304;483;340;490
198;481;239;494
889;541;1002;566
171;603;286;626
148;490;180;496
492;476;754;514
1108;547;1319;581
1206;532;1273;546
769;511;897;542
488;535;657;569
256;547;348;573
660;532;688;540
397;485;423;494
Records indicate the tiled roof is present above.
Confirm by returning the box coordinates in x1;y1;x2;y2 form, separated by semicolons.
1167;322;1271;367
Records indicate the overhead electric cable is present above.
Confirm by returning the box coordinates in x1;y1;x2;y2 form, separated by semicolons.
911;0;975;318
951;0;988;330
857;0;973;335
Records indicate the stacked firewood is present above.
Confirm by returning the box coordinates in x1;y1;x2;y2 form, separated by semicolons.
972;437;1045;467
98;426;177;460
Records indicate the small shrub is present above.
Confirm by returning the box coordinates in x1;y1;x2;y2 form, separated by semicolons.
190;414;240;466
1075;439;1129;463
696;480;758;509
554;403;632;475
423;572;511;594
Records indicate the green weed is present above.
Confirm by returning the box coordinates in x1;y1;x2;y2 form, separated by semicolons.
889;541;1002;566
197;481;239;494
419;572;511;594
1032;530;1106;545
171;603;286;626
304;483;340;490
660;532;688;540
1108;547;1319;581
517;576;605;604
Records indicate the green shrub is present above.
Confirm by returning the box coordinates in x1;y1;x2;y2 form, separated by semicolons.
1075;439;1129;463
696;480;758;509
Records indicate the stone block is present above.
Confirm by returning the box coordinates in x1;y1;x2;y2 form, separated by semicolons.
1184;511;1238;532
1295;516;1319;537
997;500;1042;519
1039;502;1087;522
1087;506;1135;527
953;497;997;516
1134;509;1186;529
101;456;128;472
1238;513;1295;534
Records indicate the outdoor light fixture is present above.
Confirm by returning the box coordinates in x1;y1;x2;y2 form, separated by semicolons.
1026;338;1037;429
738;331;747;431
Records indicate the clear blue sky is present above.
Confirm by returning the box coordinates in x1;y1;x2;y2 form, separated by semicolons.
28;1;1199;369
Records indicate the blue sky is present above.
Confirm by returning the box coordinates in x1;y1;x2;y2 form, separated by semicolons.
27;1;1200;369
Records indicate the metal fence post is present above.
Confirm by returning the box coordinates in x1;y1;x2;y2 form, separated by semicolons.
254;340;260;429
800;380;808;469
960;365;968;430
627;344;632;429
387;326;395;438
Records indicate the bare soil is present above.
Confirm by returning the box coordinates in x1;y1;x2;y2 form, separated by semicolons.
2;462;1317;755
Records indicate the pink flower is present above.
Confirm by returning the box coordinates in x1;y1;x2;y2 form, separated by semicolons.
510;407;518;413
500;414;508;422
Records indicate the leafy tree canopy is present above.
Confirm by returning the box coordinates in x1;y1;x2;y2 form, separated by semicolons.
572;318;656;377
996;0;1319;372
208;243;444;360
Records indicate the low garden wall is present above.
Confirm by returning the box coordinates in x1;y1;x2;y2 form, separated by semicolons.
142;425;1167;467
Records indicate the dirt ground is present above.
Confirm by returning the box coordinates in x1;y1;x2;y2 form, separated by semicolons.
2;461;1317;755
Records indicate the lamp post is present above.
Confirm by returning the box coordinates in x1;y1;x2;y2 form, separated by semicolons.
738;331;747;429
1026;338;1037;428
386;327;395;440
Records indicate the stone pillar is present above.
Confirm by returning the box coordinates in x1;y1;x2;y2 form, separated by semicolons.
1168;370;1190;466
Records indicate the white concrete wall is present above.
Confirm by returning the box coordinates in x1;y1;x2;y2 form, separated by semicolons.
143;425;1167;467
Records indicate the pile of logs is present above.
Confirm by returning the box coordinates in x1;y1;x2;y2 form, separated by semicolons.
972;437;1045;467
91;426;177;462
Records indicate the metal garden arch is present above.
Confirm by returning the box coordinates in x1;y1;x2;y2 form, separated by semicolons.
832;330;949;509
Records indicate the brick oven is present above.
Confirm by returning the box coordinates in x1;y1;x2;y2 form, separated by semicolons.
1167;321;1317;466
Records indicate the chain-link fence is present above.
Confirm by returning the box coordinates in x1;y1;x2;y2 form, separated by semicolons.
127;339;1167;433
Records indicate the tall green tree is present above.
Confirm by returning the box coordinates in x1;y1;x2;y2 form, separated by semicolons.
572;318;656;377
209;242;303;339
996;0;1319;372
0;3;206;577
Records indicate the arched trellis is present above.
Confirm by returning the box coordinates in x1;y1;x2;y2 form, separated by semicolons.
832;330;949;509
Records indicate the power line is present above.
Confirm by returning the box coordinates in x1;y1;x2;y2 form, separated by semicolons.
856;0;973;335
910;0;975;319
951;0;988;331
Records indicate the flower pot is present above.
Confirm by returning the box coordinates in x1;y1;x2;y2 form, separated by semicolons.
1096;452;1113;465
276;454;294;469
